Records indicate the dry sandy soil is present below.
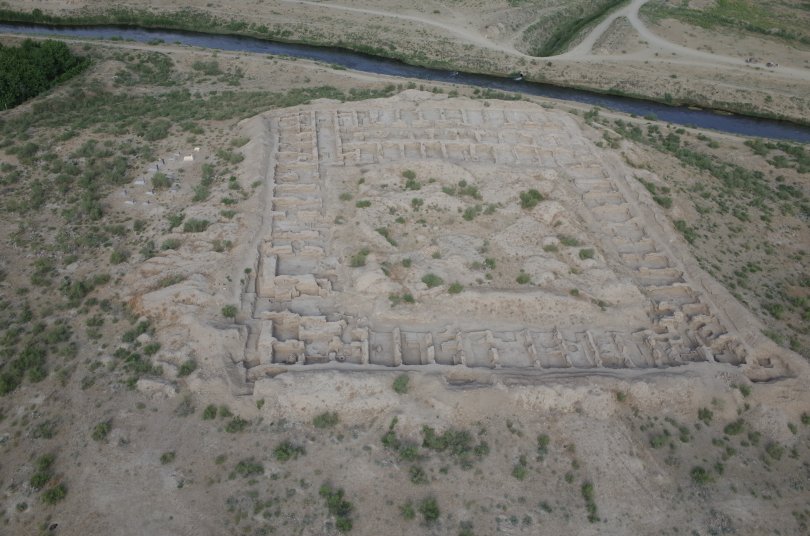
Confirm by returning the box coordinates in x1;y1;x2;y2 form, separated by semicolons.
0;33;809;536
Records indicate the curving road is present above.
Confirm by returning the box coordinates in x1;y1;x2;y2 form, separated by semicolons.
279;0;809;81
558;0;639;59
557;0;810;81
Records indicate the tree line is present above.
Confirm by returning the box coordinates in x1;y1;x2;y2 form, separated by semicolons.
0;39;89;110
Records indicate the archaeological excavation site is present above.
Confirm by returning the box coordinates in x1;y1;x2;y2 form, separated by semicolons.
107;91;810;534
136;92;801;396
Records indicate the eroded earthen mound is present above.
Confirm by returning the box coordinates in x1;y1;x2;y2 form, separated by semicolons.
127;92;803;396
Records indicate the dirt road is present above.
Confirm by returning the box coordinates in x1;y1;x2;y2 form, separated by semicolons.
558;0;810;81
278;0;522;56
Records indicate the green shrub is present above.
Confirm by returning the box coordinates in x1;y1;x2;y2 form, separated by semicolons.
404;177;421;190
698;408;713;425
537;434;550;458
512;455;528;480
393;374;410;394
91;420;111;441
274;440;305;461
30;470;51;489
45;324;72;344
418;497;440;523
30;453;55;489
376;227;397;246
519;189;543;209
177;359;197;377
723;419;745;435
381;428;400;451
221;305;238;318
448;282;464;294
765;442;784;461
202;404;217;420
41;483;67;505
578;248;595;260
421;426;489;461
400;501;416;519
650;434;668;448
445;180;482;200
192;183;210;202
230;136;249;148
110;248;129;264
151;172;171;189
690;466;712;485
401;446;422;465
313;411;339;429
212;239;233;253
674;220;697;244
462;205;482;221
581;482;598;522
516;273;530;284
167;212;184;230
139;240;157;258
160;451;176;464
34;453;56;471
234;457;264;477
174;395;195;417
409;465;428;485
335;515;353;531
422;273;444;288
320;483;353;532
33;420;59;439
192;59;222;75
355;200;371;208
215;147;244;164
350;248;370;267
225;416;248;433
161;238;181;250
183;219;209;233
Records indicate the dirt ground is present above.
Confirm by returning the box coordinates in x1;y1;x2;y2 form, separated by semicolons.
0;32;809;536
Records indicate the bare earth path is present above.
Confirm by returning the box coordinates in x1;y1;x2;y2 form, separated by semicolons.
559;0;810;81
277;0;522;56
279;0;810;82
